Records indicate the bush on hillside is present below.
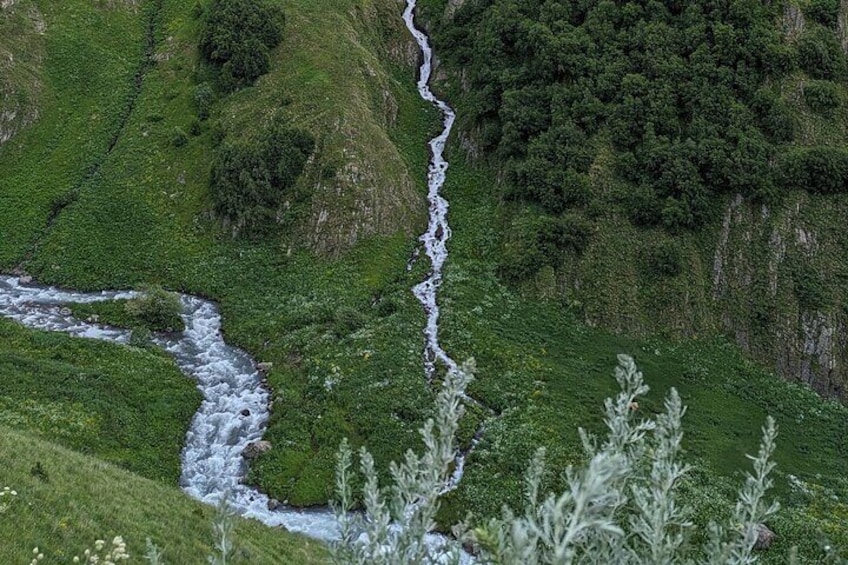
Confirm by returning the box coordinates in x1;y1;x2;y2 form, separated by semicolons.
429;0;795;232
426;0;848;240
806;0;840;27
199;0;285;87
210;118;314;234
798;28;847;81
171;127;189;148
803;80;842;115
751;87;795;143
193;82;215;120
779;146;848;194
498;214;591;282
125;285;183;332
642;239;684;279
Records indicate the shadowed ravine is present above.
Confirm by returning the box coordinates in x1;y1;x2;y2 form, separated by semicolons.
0;0;469;547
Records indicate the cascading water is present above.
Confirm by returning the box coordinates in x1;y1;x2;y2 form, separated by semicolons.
404;0;460;380
0;0;466;550
0;274;339;540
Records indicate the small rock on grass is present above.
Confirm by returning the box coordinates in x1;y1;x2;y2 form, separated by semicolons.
754;523;776;550
242;440;272;459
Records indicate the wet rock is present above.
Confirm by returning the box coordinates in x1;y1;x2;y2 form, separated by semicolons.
19;275;32;285
59;307;71;316
267;498;281;511
240;409;250;417
257;362;273;374
242;440;271;460
462;541;479;557
754;523;776;550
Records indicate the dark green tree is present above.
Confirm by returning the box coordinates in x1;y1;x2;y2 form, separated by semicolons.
210;118;314;233
199;0;285;86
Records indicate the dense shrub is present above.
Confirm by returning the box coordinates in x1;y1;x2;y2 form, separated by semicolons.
498;214;592;281
806;0;840;27
210;118;314;234
193;82;215;120
803;80;842;115
498;237;546;283
427;0;848;242
171;127;188;148
778;146;848;194
430;0;797;232
535;214;592;258
642;240;684;279
751;87;795;142
199;0;285;87
798;28;847;80
793;264;832;310
125;285;183;332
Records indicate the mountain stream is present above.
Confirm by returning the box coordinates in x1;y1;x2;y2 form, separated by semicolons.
0;0;458;547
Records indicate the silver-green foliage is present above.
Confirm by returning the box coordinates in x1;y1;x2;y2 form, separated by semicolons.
332;361;475;565
333;355;784;564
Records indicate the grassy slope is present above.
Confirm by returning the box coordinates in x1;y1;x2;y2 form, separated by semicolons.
0;317;200;484
0;0;144;266
0;0;440;507
0;426;327;563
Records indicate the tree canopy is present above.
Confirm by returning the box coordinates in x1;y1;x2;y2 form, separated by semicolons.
431;0;848;236
210;118;314;234
199;0;286;87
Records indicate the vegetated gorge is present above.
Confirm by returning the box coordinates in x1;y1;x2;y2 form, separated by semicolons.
0;0;845;564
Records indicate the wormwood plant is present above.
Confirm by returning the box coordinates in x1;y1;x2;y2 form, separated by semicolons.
332;361;475;564
332;355;784;564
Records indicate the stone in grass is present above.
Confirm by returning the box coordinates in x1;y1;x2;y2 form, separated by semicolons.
257;362;273;374
754;523;776;550
242;440;272;460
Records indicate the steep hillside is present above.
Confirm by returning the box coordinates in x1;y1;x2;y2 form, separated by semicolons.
0;0;441;542
0;0;44;145
419;0;848;404
0;426;327;563
0;0;425;276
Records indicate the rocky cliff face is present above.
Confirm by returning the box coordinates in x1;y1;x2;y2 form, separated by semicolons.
711;193;848;401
